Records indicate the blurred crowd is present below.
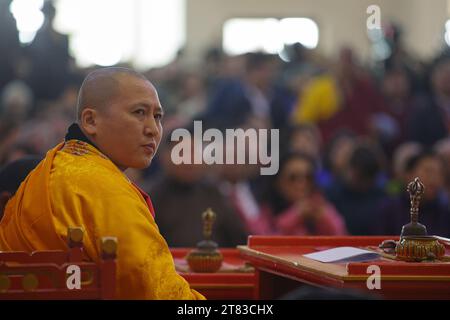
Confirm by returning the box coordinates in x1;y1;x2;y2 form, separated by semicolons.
1;1;450;247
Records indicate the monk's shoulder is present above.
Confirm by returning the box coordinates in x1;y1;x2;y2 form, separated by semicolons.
50;151;131;197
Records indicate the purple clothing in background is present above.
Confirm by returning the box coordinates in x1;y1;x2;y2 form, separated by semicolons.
376;193;450;237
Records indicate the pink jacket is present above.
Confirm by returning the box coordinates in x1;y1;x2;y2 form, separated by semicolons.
241;194;347;236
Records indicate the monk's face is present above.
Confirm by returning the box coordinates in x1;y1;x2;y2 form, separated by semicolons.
93;77;163;170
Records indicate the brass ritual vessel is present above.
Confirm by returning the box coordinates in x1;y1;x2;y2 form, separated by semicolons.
380;177;446;262
186;208;223;272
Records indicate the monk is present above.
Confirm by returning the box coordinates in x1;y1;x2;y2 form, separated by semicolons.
0;67;205;300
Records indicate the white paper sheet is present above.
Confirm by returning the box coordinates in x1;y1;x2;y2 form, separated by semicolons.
303;246;380;263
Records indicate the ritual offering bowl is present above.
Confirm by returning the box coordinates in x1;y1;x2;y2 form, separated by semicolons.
186;208;223;273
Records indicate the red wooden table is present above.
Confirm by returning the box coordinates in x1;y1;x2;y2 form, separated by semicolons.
171;248;255;299
238;236;450;300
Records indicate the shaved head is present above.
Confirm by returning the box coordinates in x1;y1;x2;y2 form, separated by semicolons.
76;67;150;121
75;66;163;170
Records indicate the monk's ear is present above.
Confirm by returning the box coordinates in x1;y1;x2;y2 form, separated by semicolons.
80;108;98;135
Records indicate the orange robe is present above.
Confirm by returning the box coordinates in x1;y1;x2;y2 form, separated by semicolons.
0;140;205;300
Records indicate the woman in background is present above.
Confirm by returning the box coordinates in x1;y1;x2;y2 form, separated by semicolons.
257;152;347;236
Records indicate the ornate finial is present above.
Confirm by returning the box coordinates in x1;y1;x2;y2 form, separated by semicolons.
67;227;84;248
407;177;424;224
202;208;216;240
101;237;118;259
401;177;427;237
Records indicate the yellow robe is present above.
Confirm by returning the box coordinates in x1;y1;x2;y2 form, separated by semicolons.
293;75;341;124
0;140;205;300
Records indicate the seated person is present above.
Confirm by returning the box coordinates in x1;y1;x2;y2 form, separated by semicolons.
0;68;205;300
258;152;347;236
325;142;386;235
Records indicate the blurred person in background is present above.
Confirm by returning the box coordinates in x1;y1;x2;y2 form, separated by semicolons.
279;42;325;102
25;0;71;102
434;138;450;197
1;144;39;166
385;142;422;195
325;141;387;235
280;123;322;162
218;161;269;235
216;141;264;235
0;80;34;126
375;22;424;84
258;152;346;236
0;0;21;92
279;123;325;192
292;46;387;144
202;47;226;97
9;101;72;156
172;72;207;121
7;73;82;157
318;129;357;189
200;52;294;130
376;150;450;236
144;51;186;117
372;67;417;156
148;134;247;247
408;54;450;146
0;81;35;164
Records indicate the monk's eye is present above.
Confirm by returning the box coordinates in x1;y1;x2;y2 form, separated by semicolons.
134;109;146;116
154;113;163;121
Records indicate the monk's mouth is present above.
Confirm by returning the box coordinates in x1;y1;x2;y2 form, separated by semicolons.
142;144;155;154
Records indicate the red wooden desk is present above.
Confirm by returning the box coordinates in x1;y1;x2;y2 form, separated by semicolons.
171;248;255;299
238;236;450;300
